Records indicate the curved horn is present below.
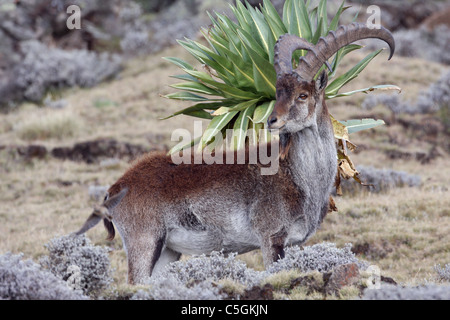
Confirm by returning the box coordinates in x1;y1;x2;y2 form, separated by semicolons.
273;34;315;77
296;22;395;81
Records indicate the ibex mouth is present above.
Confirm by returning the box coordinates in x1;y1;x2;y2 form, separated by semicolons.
268;123;285;132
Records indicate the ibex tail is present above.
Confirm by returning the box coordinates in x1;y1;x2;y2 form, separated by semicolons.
74;188;128;240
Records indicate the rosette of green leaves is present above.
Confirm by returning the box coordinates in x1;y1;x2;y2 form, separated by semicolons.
163;0;400;154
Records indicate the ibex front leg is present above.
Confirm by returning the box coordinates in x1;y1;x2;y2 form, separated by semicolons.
259;228;288;267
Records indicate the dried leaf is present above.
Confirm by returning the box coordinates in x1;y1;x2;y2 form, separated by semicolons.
328;196;338;213
338;159;357;179
331;114;349;141
335;169;343;196
346;140;357;152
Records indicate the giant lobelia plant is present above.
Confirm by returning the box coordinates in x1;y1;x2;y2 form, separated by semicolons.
162;0;400;192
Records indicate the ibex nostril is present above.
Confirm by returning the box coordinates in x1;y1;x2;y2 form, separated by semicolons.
268;116;277;126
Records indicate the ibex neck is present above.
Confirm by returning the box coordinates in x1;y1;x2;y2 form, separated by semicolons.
284;114;336;195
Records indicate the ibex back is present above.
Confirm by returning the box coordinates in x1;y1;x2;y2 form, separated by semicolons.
76;23;395;285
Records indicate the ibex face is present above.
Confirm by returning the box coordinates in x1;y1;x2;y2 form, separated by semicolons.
268;71;328;133
268;22;395;132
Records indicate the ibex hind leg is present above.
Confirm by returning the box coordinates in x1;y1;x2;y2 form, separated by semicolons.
126;231;166;285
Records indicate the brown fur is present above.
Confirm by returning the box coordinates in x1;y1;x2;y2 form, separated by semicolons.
108;141;282;203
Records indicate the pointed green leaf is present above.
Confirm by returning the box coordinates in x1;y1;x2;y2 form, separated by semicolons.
282;0;292;28
184;110;214;119
230;98;261;112
234;1;254;35
161;101;226;120
177;40;209;65
233;103;256;150
164;92;209;101
318;0;328;35
235;24;268;60
184;69;260;100
170;81;220;96
237;30;276;96
200;111;239;149
162;57;195;71
170;74;199;82
168;136;201;155
329;1;348;31
329;44;363;78
203;34;255;87
326;49;384;96
291;0;312;41
251;100;276;123
247;5;272;56
262;0;287;35
327;84;402;99
265;13;287;42
339;119;386;134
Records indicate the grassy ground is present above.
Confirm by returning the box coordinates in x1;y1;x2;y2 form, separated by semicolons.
0;44;448;294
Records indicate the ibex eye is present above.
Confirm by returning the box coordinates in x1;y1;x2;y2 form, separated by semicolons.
297;94;308;100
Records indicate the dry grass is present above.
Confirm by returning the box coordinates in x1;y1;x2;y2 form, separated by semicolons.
0;45;449;294
14;109;84;142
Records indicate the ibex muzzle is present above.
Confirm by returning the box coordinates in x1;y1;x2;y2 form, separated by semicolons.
76;23;395;285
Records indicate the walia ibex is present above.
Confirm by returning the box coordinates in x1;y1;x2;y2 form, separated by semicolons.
76;23;395;285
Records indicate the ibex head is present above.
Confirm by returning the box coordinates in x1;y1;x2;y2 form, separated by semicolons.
268;23;395;134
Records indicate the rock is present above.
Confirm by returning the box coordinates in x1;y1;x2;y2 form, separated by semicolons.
289;274;324;295
241;283;274;300
421;5;450;30
16;144;48;160
323;263;360;294
51;138;149;163
351;241;393;260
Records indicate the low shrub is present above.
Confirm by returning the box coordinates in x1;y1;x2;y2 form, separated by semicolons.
154;250;264;287
435;263;450;282
340;166;421;194
0;252;87;300
131;276;226;300
40;234;113;296
266;243;368;274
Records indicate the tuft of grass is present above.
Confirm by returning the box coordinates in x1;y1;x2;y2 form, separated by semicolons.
261;269;303;291
14;110;83;141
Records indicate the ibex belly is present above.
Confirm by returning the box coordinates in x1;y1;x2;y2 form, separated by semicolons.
166;209;259;255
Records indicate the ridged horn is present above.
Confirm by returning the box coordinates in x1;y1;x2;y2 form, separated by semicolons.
296;22;395;81
273;34;315;77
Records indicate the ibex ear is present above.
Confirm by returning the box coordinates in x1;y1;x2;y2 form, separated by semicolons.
315;70;328;94
104;188;128;210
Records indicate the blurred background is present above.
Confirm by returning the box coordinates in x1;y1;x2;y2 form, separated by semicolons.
0;0;449;297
